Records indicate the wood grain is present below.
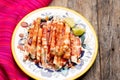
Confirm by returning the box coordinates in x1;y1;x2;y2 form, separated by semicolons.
98;0;120;80
50;0;68;7
49;0;120;80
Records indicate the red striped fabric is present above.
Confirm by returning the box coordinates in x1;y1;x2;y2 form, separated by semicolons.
0;0;52;80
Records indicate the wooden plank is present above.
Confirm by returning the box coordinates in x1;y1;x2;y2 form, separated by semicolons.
97;0;120;80
50;0;68;7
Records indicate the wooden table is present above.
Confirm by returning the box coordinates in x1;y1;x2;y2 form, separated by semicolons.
50;0;120;80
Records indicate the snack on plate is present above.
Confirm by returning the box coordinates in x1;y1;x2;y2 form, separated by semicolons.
18;16;85;70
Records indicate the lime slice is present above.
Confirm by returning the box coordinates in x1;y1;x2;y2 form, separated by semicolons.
72;27;85;36
64;17;75;28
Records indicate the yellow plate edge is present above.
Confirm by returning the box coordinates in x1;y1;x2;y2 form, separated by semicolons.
11;6;98;80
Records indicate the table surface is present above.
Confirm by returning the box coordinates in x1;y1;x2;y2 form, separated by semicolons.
50;0;120;80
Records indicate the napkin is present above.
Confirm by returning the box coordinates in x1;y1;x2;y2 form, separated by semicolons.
0;0;52;80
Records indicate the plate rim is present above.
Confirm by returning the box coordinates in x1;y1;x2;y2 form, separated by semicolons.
11;6;98;80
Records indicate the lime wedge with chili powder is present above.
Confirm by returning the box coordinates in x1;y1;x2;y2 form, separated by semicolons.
72;27;85;36
64;17;75;28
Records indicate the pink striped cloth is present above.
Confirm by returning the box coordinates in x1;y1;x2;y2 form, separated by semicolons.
0;0;52;80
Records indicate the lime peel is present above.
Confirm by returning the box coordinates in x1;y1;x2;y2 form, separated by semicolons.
72;27;85;36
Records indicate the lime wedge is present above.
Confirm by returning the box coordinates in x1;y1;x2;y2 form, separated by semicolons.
72;27;85;36
64;17;75;28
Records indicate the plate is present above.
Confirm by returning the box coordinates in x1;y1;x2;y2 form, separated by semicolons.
11;7;98;80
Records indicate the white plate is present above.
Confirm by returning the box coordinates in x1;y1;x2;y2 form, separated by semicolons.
11;6;98;80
